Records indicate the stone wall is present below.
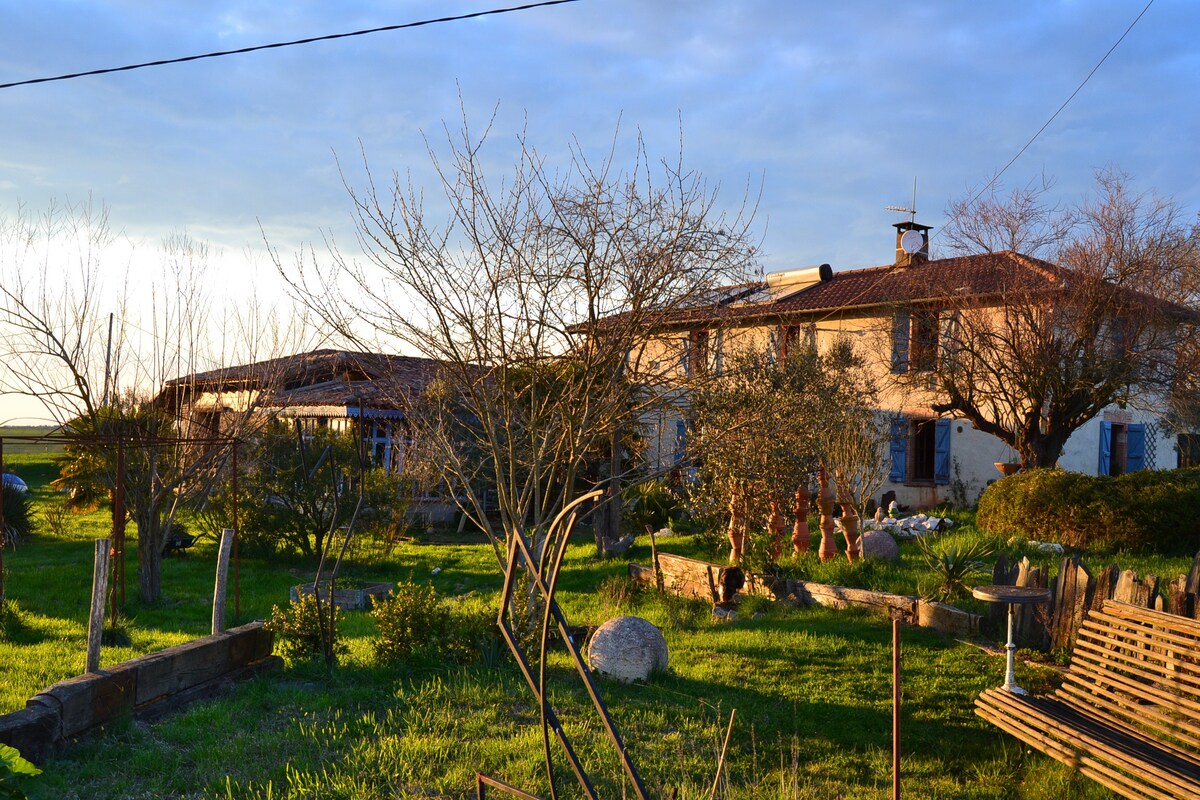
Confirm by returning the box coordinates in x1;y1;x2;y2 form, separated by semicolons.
0;621;279;764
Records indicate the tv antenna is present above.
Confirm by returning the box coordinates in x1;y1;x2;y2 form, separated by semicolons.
885;177;919;223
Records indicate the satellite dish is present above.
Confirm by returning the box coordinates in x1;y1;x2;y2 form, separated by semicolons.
900;229;924;255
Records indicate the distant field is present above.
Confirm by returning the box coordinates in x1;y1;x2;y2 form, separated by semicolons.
0;426;63;454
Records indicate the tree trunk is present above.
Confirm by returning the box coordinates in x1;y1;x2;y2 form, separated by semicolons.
136;508;163;603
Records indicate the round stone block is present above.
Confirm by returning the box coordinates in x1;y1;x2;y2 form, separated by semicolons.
861;529;900;562
587;615;668;683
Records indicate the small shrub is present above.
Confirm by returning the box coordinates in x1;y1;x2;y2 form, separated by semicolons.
372;582;501;667
916;536;993;602
0;601;24;642
371;581;450;666
623;478;682;533
266;594;347;666
739;526;781;578
445;600;502;665
39;497;72;538
101;613;133;647
0;485;33;546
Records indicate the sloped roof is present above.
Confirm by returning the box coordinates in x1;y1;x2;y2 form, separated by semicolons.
158;349;446;411
629;251;1191;330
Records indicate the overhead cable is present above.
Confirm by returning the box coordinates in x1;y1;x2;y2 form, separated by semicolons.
0;0;581;90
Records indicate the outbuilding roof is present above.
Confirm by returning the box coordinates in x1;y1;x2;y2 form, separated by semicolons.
157;349;446;412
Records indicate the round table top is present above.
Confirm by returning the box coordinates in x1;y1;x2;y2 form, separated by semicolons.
971;585;1052;604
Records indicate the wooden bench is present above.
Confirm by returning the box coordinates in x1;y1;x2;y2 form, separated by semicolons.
976;599;1200;799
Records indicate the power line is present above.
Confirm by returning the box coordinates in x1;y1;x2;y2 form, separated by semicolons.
935;0;1155;241
0;0;581;91
811;0;1154;327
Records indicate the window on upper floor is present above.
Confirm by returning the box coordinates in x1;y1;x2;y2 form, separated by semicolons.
776;323;816;361
684;329;724;376
891;309;941;374
686;330;709;376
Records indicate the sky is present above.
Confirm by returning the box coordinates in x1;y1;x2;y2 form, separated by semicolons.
1;0;1198;423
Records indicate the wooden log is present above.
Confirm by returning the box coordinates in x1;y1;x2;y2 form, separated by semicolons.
27;667;135;739
1048;556;1092;652
791;581;917;620
1112;569;1137;604
1014;558;1048;648
0;705;57;765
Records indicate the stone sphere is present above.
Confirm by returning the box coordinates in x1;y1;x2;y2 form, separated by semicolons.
861;530;900;562
587;616;668;683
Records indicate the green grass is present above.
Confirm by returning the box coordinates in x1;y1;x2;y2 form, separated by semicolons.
0;426;63;454
1;451;1171;799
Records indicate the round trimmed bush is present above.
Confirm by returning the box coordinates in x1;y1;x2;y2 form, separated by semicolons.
977;467;1200;554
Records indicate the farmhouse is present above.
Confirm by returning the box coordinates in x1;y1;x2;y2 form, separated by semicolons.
631;221;1194;509
156;348;442;478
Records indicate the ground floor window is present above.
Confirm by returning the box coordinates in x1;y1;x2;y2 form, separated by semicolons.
889;416;951;485
1098;421;1145;475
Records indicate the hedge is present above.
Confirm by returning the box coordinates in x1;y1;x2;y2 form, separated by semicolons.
976;467;1200;554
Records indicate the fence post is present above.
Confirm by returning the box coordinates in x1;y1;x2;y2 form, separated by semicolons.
86;538;112;672
212;528;234;634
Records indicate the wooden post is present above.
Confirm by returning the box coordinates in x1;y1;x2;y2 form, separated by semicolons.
87;538;112;673
212;528;234;634
232;442;241;619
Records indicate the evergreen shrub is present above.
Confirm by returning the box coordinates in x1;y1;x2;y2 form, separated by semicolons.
977;467;1200;554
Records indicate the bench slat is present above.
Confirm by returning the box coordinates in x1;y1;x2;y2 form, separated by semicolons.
976;700;1177;800
1075;619;1200;687
978;688;1200;799
1065;653;1200;731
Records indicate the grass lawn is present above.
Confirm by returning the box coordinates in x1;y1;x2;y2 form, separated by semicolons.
3;447;1184;798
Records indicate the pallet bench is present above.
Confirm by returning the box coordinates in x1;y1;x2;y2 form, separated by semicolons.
976;599;1200;799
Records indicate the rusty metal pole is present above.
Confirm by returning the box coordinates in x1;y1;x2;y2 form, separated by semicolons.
111;440;126;621
232;441;240;619
893;616;901;800
0;437;6;608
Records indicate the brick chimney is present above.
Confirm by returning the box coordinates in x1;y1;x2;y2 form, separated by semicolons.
893;221;932;267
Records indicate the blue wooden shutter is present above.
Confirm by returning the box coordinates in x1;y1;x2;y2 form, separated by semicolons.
891;311;910;374
675;419;687;464
934;418;952;485
1127;423;1146;472
1098;421;1113;475
889;417;907;482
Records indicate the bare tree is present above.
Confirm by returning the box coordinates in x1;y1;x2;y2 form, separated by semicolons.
279;116;758;571
0;200;305;601
818;339;893;521
930;169;1200;469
